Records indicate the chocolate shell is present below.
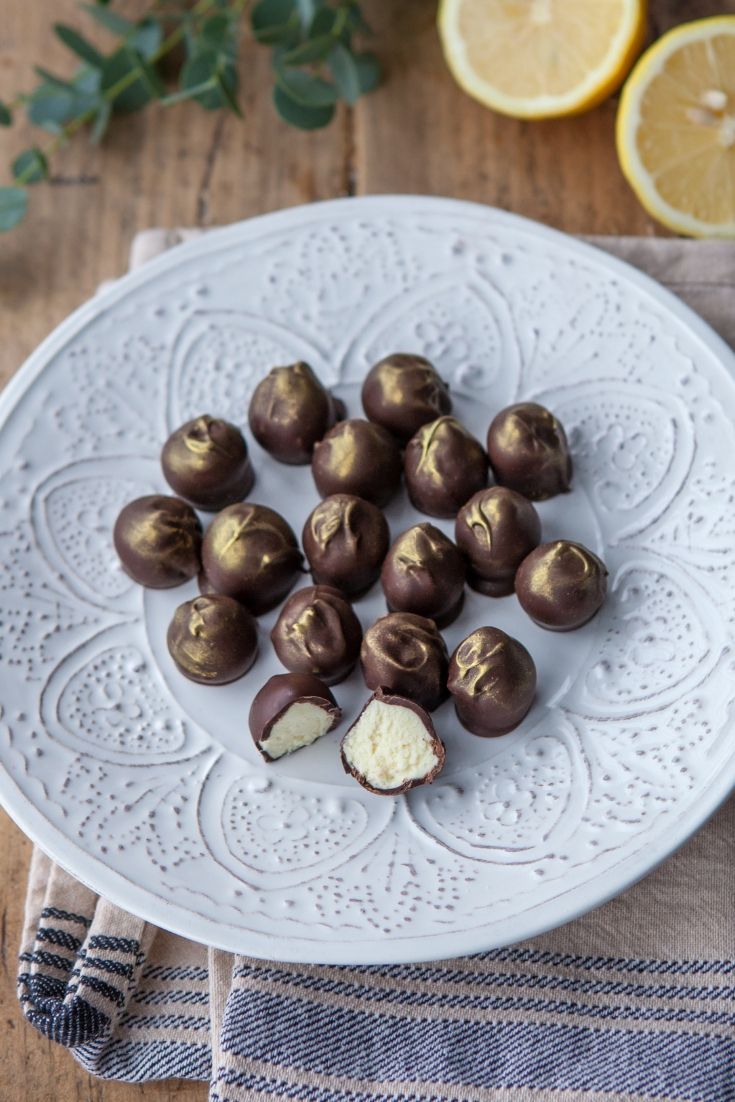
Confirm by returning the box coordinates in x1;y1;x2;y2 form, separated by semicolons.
200;503;303;615
340;689;445;795
361;353;451;443
448;626;536;736
311;418;402;508
380;523;466;628
302;493;389;597
455;486;541;596
515;540;608;631
360;612;448;712
404;416;488;518
167;594;258;685
248;361;345;464
161;415;254;511
113;494;202;588
249;673;341;762
487;402;572;500
270;584;363;685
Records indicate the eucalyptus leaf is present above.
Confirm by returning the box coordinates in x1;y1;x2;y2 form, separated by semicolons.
73;67;103;95
308;7;337;36
0;101;12;126
328;43;360;104
101;49;152;113
89;99;112;143
54;24;105;69
282;35;333;65
27;87;77;130
159;78;217;107
33;67;74;92
201;13;236;53
80;4;134;36
352;51;381;94
0;187;28;231
252;0;299;44
12;148;49;185
132;17;163;61
276;67;336;107
273;85;334;128
295;0;317;28
124;47;165;98
181;52;238;111
216;70;243;117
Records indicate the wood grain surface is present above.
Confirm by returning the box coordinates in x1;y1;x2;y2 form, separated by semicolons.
0;1;732;1098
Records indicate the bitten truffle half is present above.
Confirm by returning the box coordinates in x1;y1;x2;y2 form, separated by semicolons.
341;690;445;795
249;673;341;762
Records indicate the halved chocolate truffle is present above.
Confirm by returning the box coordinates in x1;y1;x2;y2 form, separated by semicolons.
515;540;607;631
271;585;362;685
302;493;389;597
404;416;488;518
362;353;452;443
455;486;542;596
161;415;254;511
360;612;448;712
200;503;302;615
487;402;572;500
448;626;536;736
311;419;402;508
167;594;258;685
341;690;445;795
380;523;466;628
248;361;345;465
249;673;341;761
113;494;202;588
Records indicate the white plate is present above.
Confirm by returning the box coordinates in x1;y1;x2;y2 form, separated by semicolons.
1;197;734;965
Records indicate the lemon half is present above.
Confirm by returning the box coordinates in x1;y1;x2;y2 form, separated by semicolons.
439;0;646;119
617;17;735;237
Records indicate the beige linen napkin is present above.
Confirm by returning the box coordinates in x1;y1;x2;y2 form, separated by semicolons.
17;231;735;1102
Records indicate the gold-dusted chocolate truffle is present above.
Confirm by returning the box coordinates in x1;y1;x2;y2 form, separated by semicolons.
404;416;488;518
271;585;362;685
302;493;389;597
200;503;303;615
380;523;466;628
515;540;608;631
248;361;345;464
341;690;445;795
487;402;572;500
167;594;258;685
161;415;254;512
455;486;541;596
311;418;402;508
113;495;202;589
362;353;452;443
360;612;448;712
448;627;536;736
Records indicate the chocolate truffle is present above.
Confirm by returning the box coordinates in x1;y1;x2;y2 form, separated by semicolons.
341;690;445;795
200;503;302;615
302;493;389;597
448;627;536;736
167;594;258;685
360;613;448;712
362;353;452;443
487;402;572;500
248;361;345;465
515;540;608;631
271;585;363;685
113;494;202;588
249;673;341;762
381;523;466;628
311;419;402;508
455;487;542;597
161;415;254;511
404;416;488;518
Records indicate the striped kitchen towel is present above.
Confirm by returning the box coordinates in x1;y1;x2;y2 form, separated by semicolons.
16;232;735;1102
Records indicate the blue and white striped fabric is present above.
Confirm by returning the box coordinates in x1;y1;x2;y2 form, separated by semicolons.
17;231;735;1102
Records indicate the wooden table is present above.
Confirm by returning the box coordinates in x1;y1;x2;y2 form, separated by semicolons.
1;1;732;1097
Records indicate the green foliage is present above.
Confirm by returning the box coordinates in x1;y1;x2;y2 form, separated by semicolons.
1;0;380;232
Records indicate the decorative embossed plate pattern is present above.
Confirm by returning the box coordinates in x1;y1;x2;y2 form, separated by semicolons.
1;197;735;965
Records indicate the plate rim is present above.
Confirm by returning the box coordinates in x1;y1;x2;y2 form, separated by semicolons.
2;194;734;964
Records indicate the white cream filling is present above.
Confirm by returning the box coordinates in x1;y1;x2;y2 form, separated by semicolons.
261;702;334;759
342;699;438;790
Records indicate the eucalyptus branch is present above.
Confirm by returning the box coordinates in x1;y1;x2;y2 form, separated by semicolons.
0;0;380;232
